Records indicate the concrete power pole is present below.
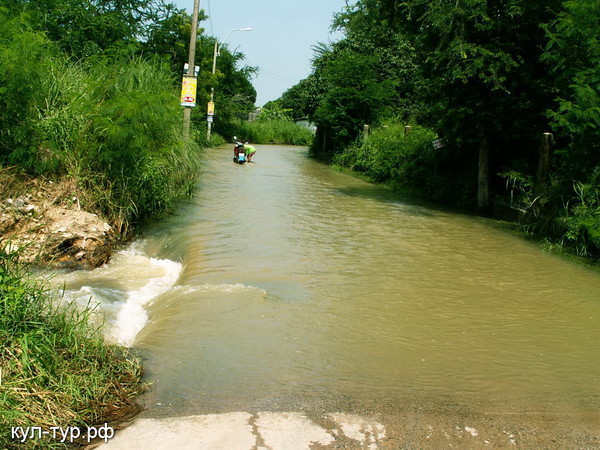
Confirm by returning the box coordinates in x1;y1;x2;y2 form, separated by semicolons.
183;0;201;139
207;39;218;141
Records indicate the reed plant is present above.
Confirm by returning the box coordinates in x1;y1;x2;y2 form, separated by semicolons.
0;247;145;448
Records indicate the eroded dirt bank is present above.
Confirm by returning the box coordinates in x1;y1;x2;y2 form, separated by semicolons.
1;171;115;269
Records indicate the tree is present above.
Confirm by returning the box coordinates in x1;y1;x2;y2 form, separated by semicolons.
275;76;322;120
210;43;257;125
537;0;600;255
142;8;256;134
543;0;600;180
9;0;169;59
306;10;422;156
338;0;562;208
143;5;207;76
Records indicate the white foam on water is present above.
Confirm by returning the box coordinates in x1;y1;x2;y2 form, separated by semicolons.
109;255;182;347
54;243;182;348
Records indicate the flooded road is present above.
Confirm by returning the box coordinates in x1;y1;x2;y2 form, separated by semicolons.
57;145;600;447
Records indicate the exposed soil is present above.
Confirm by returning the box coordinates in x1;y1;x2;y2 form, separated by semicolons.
1;170;115;269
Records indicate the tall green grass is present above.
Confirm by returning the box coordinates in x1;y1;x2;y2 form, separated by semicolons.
506;172;600;259
558;181;600;256
0;11;57;173
226;119;314;146
29;56;204;234
0;248;144;448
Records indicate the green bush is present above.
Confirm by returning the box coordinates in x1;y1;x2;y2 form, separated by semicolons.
1;16;204;233
334;123;438;194
556;181;600;257
0;12;58;173
499;169;600;259
89;58;203;228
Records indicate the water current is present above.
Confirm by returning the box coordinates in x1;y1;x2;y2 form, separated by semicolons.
52;145;600;431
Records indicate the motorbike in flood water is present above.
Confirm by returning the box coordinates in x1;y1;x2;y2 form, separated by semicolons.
233;138;247;164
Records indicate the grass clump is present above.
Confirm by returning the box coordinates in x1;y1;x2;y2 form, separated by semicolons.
0;248;145;448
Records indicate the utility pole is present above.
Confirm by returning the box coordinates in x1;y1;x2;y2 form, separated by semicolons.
207;39;218;140
183;0;200;139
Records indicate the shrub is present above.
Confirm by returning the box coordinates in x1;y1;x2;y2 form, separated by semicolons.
1;29;204;234
333;123;439;194
0;12;57;173
555;180;600;257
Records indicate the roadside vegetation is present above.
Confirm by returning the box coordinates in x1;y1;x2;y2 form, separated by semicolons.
0;8;211;235
333;124;439;196
225;107;314;146
0;0;258;445
229;119;313;146
0;248;145;449
273;0;600;260
31;56;204;234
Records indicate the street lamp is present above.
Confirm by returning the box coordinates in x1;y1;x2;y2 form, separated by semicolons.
207;27;252;140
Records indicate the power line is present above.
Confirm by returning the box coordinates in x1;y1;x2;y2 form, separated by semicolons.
259;69;299;84
206;0;213;36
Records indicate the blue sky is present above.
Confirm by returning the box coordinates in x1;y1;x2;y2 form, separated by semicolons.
174;0;348;106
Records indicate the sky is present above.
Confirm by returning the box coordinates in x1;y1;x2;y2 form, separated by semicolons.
174;0;348;107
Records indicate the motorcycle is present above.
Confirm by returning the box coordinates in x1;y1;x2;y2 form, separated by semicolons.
232;137;247;164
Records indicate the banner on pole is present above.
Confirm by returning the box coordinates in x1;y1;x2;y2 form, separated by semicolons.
180;75;198;107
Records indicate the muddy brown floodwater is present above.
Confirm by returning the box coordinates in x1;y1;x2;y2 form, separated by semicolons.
55;145;600;448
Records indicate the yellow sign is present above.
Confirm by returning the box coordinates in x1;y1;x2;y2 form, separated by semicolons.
207;101;215;115
180;75;197;107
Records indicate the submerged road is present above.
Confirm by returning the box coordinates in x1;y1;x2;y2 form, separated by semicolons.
55;144;600;448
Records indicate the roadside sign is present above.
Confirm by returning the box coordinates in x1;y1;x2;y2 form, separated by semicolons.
180;75;197;107
207;101;215;115
432;139;446;149
183;63;200;76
